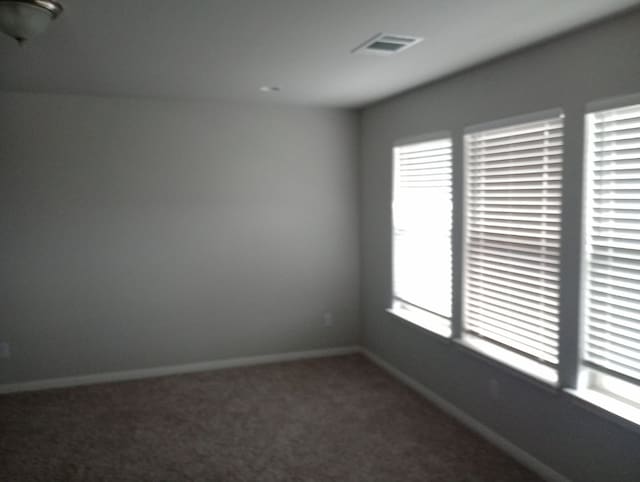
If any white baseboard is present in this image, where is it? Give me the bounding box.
[0,346,360,395]
[0,344,569,481]
[362,349,571,482]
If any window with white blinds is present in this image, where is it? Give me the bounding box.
[583,101,640,394]
[463,112,564,381]
[391,136,452,336]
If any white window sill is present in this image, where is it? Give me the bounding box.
[565,388,640,435]
[455,336,559,390]
[386,306,452,339]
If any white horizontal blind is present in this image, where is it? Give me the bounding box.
[392,137,452,333]
[584,102,640,386]
[464,114,564,369]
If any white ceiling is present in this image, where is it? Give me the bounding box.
[1,0,638,107]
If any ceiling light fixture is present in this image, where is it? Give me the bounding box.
[0,0,63,44]
[259,86,280,93]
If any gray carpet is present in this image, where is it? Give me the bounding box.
[0,354,541,481]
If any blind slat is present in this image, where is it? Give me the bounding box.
[465,315,559,353]
[466,315,559,353]
[465,320,559,364]
[393,137,453,331]
[584,102,640,386]
[467,289,559,322]
[464,113,563,369]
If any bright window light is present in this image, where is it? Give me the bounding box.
[391,135,452,336]
[463,110,564,382]
[581,100,640,417]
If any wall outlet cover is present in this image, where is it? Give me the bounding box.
[323,312,334,327]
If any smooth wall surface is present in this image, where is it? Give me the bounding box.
[360,10,640,482]
[0,93,360,384]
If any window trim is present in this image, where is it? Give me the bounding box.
[386,307,453,340]
[566,386,640,435]
[385,99,640,432]
[389,131,453,337]
[456,336,559,386]
[576,97,640,423]
[461,108,565,382]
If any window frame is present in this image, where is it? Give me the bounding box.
[389,131,454,338]
[461,108,565,385]
[383,99,640,432]
[576,93,640,427]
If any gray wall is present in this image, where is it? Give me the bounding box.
[360,10,640,482]
[0,93,360,384]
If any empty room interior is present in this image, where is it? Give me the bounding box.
[2,1,640,481]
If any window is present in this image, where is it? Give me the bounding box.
[463,111,564,383]
[581,100,640,420]
[391,135,453,336]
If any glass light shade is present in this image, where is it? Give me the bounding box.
[0,1,59,43]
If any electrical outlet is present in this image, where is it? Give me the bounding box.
[322,312,334,327]
[0,342,10,359]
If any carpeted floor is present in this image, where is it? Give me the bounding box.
[0,354,542,482]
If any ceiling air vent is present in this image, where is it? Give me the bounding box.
[352,33,423,56]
